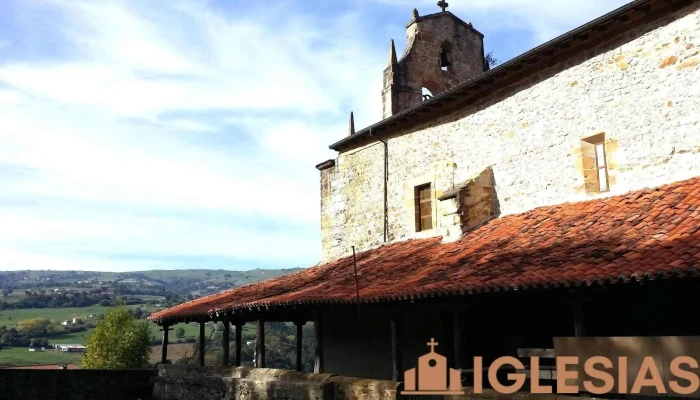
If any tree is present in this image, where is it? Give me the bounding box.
[17,318,50,337]
[485,51,499,68]
[175,327,185,339]
[82,305,154,369]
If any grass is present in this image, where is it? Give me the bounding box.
[49,331,92,346]
[149,343,194,364]
[1,315,258,367]
[0,346,83,367]
[0,305,164,329]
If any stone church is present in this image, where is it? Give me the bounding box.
[150,0,700,397]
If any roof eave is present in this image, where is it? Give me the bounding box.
[329,0,656,152]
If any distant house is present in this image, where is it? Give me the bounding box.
[55,344,86,353]
[28,347,44,352]
[60,320,70,326]
[72,317,81,324]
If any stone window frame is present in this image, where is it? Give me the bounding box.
[582,132,610,193]
[404,173,440,239]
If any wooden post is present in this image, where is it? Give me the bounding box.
[222,319,230,366]
[199,321,206,366]
[314,314,324,374]
[235,322,242,367]
[573,300,585,337]
[256,319,265,368]
[161,324,171,364]
[390,315,403,382]
[295,321,305,371]
[453,309,463,370]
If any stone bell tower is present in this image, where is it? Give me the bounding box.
[381,2,486,118]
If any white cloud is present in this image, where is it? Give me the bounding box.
[0,0,385,271]
[0,0,631,271]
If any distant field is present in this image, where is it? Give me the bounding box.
[0,346,83,367]
[149,343,193,363]
[49,331,92,346]
[151,321,256,342]
[0,305,164,329]
[1,317,257,367]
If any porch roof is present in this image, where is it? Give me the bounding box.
[149,177,700,325]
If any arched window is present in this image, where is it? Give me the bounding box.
[439,40,453,72]
[422,81,440,101]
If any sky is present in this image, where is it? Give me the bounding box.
[0,0,630,272]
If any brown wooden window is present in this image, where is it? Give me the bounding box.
[415,183,433,232]
[582,133,609,193]
[594,142,608,192]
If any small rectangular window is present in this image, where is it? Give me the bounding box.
[415,183,433,232]
[581,133,609,193]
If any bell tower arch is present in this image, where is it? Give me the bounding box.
[381,5,486,118]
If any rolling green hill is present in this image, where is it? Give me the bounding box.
[0,268,302,302]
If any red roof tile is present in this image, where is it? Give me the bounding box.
[149,177,700,324]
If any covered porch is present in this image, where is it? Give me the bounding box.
[149,279,700,384]
[148,177,700,392]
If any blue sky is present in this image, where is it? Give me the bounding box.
[0,0,629,272]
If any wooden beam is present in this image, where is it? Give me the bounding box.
[199,322,205,366]
[518,348,556,358]
[314,314,324,374]
[222,319,230,366]
[161,325,171,364]
[573,300,585,337]
[256,319,265,368]
[541,49,555,57]
[633,4,652,14]
[235,322,243,367]
[390,315,403,382]
[295,321,305,372]
[452,310,463,370]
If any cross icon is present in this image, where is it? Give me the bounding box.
[427,338,439,352]
[437,0,449,12]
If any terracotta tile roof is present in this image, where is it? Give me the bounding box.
[150,177,700,324]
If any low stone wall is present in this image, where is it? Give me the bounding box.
[447,388,610,400]
[0,369,157,400]
[152,365,399,400]
[153,366,619,400]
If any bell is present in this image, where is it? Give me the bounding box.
[440,48,451,68]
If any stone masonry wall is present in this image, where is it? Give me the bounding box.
[152,365,398,400]
[321,2,700,262]
[0,369,157,400]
